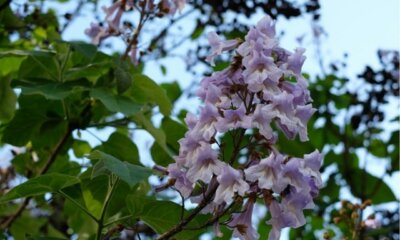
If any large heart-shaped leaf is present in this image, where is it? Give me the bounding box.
[89,151,151,188]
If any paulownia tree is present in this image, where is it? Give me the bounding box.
[0,0,397,239]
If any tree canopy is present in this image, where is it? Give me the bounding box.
[0,0,398,239]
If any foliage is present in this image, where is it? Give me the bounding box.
[0,0,398,240]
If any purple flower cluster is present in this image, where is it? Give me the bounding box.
[85,0,135,45]
[165,15,323,240]
[84,0,186,63]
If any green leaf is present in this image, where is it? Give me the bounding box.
[99,132,140,165]
[46,155,81,176]
[104,180,137,219]
[81,175,109,219]
[114,58,132,94]
[332,93,351,109]
[0,76,17,121]
[161,117,187,153]
[0,173,80,203]
[62,184,98,236]
[0,50,55,59]
[388,130,399,146]
[324,150,339,166]
[277,131,314,157]
[161,81,181,103]
[368,139,387,158]
[190,21,204,40]
[65,63,109,82]
[126,196,205,240]
[69,41,97,61]
[319,173,340,202]
[160,65,167,75]
[19,55,60,81]
[132,112,172,156]
[213,61,230,72]
[72,140,92,158]
[91,88,141,116]
[34,116,69,149]
[2,107,46,146]
[150,142,174,166]
[28,237,67,240]
[10,214,46,240]
[0,57,23,76]
[348,168,396,204]
[131,74,172,116]
[64,51,111,81]
[11,153,32,175]
[309,127,324,150]
[325,123,341,145]
[0,3,24,29]
[89,151,151,188]
[12,80,84,100]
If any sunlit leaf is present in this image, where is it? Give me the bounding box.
[131,74,172,116]
[91,88,141,116]
[0,76,17,121]
[99,132,140,165]
[89,151,151,188]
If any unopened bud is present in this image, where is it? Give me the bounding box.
[351,211,359,219]
[361,199,372,209]
[346,202,354,210]
[360,221,366,228]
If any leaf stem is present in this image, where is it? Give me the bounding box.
[58,190,99,223]
[96,177,120,240]
[122,0,148,61]
[104,215,132,227]
[59,45,71,82]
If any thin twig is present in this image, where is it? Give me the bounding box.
[104,215,133,227]
[97,177,120,240]
[59,189,98,223]
[0,126,73,229]
[87,117,131,128]
[61,0,85,34]
[157,124,249,239]
[102,224,124,240]
[156,183,219,240]
[39,125,72,174]
[0,102,92,230]
[174,188,185,220]
[122,0,148,61]
[183,200,236,231]
[145,8,196,53]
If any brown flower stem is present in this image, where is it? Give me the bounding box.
[157,114,248,239]
[122,0,148,61]
[156,183,219,240]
